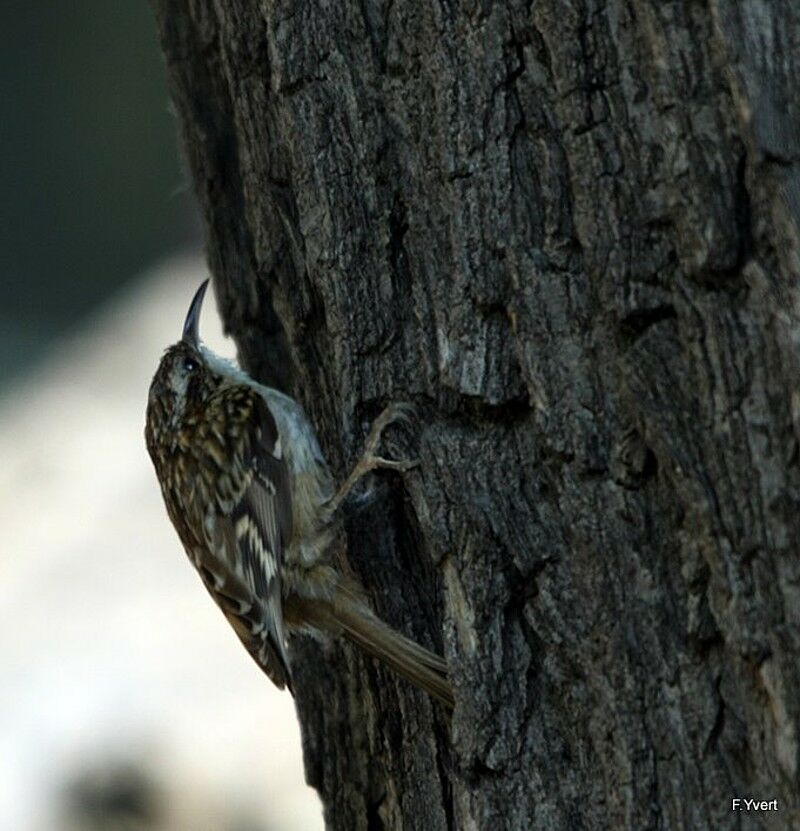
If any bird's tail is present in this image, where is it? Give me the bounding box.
[292,581,454,709]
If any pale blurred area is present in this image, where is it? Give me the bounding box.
[0,254,324,831]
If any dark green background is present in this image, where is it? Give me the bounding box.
[0,2,196,384]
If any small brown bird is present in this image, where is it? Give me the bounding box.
[145,280,453,707]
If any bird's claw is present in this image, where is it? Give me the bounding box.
[364,402,418,456]
[322,403,419,523]
[368,455,420,473]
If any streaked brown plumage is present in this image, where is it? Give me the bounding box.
[145,280,453,707]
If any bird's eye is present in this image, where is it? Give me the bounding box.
[183,356,198,373]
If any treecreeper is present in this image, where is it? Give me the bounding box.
[145,280,454,708]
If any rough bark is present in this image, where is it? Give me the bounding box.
[150,1,800,829]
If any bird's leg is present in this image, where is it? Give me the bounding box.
[322,403,419,523]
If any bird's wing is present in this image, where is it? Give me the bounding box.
[193,389,294,689]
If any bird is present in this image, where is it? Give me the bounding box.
[145,280,453,708]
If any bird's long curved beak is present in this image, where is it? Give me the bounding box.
[182,279,210,347]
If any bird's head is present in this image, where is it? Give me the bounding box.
[146,280,230,440]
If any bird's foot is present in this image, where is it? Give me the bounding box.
[322,403,419,523]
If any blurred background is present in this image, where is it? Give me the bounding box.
[0,3,322,829]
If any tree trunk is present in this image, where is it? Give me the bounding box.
[150,2,800,828]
